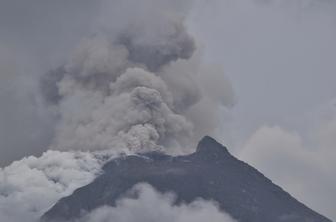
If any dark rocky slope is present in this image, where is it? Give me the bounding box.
[42,136,332,222]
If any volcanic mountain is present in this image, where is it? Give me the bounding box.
[42,136,332,222]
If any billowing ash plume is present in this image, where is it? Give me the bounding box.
[0,1,235,221]
[40,0,234,154]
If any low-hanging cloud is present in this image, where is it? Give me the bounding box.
[0,150,103,222]
[79,183,237,222]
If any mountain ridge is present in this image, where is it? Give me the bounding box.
[42,136,332,222]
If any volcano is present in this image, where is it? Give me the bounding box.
[42,136,332,222]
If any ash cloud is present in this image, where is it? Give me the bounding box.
[0,1,235,221]
[0,0,234,163]
[40,0,234,154]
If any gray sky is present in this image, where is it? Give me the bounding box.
[189,0,336,220]
[0,0,335,220]
[190,0,336,139]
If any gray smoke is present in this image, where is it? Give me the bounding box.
[40,0,234,154]
[0,0,235,221]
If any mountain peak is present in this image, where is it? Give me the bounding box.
[196,136,230,155]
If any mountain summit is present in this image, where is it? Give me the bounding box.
[42,136,332,222]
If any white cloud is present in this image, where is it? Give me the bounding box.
[0,150,103,222]
[80,183,236,222]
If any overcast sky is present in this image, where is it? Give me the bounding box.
[189,0,336,219]
[0,0,335,220]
